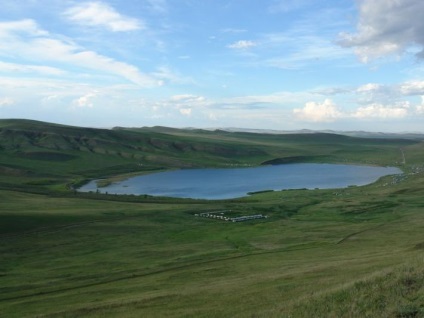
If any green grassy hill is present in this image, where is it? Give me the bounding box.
[1,119,424,317]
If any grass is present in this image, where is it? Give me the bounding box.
[1,177,424,317]
[1,119,424,317]
[283,257,424,317]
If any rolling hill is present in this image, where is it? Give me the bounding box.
[0,119,419,192]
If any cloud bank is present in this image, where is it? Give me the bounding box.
[339,0,424,62]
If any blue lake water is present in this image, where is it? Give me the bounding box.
[78,163,402,200]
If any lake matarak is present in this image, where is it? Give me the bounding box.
[78,163,402,200]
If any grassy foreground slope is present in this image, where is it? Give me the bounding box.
[1,119,424,317]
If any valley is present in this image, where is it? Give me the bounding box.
[1,119,423,317]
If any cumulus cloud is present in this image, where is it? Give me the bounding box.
[0,19,160,87]
[228,40,257,49]
[352,103,410,119]
[399,81,424,95]
[356,82,397,105]
[64,1,143,32]
[293,99,342,122]
[339,0,424,62]
[294,99,413,122]
[354,81,424,108]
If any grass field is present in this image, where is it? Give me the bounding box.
[1,120,424,317]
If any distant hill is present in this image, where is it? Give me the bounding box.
[218,127,424,140]
[0,119,270,190]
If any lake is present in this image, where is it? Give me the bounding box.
[78,163,402,200]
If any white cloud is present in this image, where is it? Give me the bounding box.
[0,19,160,87]
[352,103,410,119]
[179,108,192,116]
[318,82,410,101]
[64,1,143,32]
[74,92,97,108]
[0,19,47,38]
[168,94,209,117]
[41,94,61,106]
[353,81,424,107]
[0,61,65,76]
[228,40,257,49]
[293,98,413,123]
[292,81,423,122]
[0,97,15,107]
[399,81,424,95]
[357,83,381,93]
[293,99,342,122]
[339,0,424,62]
[356,82,396,105]
[312,87,351,96]
[171,94,206,103]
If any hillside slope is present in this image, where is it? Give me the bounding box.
[1,119,424,317]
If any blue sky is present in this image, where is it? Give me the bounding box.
[1,0,424,132]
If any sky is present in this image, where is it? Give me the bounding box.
[1,0,424,132]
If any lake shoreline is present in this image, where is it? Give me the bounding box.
[78,163,402,200]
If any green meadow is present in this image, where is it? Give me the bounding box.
[1,119,424,317]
